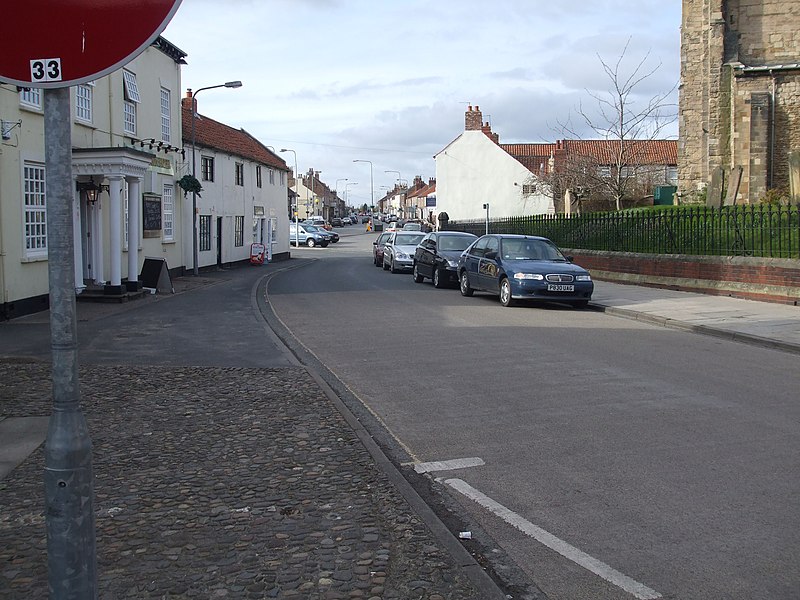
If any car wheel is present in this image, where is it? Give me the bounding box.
[459,271,473,297]
[433,268,445,288]
[306,238,316,248]
[499,278,514,307]
[572,299,589,309]
[390,258,399,274]
[413,264,424,283]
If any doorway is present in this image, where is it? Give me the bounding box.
[216,217,223,267]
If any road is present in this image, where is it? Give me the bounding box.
[267,228,799,600]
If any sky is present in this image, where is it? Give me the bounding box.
[162,0,682,209]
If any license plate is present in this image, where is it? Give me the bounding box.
[547,284,574,292]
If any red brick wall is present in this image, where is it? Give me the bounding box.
[565,249,800,305]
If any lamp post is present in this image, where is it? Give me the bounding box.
[482,203,490,235]
[335,178,348,217]
[190,80,242,276]
[280,148,299,247]
[353,159,373,212]
[345,182,358,207]
[385,170,401,188]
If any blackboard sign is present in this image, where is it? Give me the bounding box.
[143,194,162,234]
[140,257,173,293]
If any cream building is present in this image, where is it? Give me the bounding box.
[0,37,187,319]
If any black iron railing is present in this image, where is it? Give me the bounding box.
[445,205,800,259]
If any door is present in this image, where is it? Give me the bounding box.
[464,237,488,289]
[478,236,500,292]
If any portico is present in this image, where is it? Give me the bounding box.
[72,147,154,296]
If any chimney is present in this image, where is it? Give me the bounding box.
[481,121,499,144]
[182,88,196,111]
[465,105,482,131]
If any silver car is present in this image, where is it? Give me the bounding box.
[383,231,426,273]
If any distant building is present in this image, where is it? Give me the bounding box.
[679,0,800,204]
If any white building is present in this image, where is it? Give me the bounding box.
[0,37,187,319]
[434,106,554,223]
[181,92,290,267]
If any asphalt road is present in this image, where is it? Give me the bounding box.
[267,228,800,600]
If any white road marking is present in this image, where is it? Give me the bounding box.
[445,478,662,600]
[413,457,485,473]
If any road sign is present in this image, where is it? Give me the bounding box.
[0,0,182,88]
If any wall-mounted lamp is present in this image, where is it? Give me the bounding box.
[76,177,110,204]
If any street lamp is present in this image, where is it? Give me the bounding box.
[280,148,299,247]
[190,80,242,276]
[385,170,401,187]
[345,182,358,207]
[353,159,373,210]
[335,178,348,217]
[482,203,490,235]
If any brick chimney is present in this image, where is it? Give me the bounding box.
[182,88,196,111]
[465,105,482,131]
[482,121,499,144]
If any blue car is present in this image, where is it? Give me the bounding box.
[457,234,593,308]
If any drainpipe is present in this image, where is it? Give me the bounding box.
[769,70,776,189]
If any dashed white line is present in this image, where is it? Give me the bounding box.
[445,478,662,600]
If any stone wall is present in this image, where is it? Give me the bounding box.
[678,0,800,204]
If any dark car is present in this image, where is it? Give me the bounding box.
[372,232,391,266]
[413,231,477,288]
[305,224,339,244]
[457,234,593,308]
[331,217,343,227]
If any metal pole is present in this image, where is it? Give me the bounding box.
[191,92,199,276]
[43,87,97,599]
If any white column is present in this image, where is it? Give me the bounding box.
[108,175,124,288]
[72,184,85,292]
[92,199,104,284]
[126,176,141,286]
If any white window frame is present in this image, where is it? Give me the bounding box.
[124,100,137,135]
[160,87,171,142]
[268,168,275,185]
[23,161,47,258]
[75,82,94,123]
[123,70,141,103]
[163,184,174,241]
[20,88,42,110]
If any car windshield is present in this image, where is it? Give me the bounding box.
[306,225,323,233]
[500,239,565,261]
[439,235,475,252]
[395,233,425,246]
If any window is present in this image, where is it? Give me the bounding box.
[280,171,285,186]
[160,87,171,142]
[620,166,636,178]
[235,163,244,186]
[201,156,214,182]
[597,166,612,179]
[20,88,42,110]
[124,101,136,135]
[256,166,262,188]
[163,184,174,241]
[123,70,139,135]
[234,216,244,247]
[522,184,536,194]
[199,215,211,251]
[268,168,275,185]
[666,166,678,185]
[23,162,47,257]
[75,83,93,122]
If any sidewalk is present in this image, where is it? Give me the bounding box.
[1,265,798,599]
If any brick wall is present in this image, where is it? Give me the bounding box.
[567,249,800,305]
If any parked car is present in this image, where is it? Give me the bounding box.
[305,224,339,243]
[331,217,344,227]
[372,232,391,266]
[413,231,478,288]
[289,223,329,247]
[303,217,332,231]
[402,221,422,231]
[383,231,426,273]
[361,216,371,224]
[457,234,593,307]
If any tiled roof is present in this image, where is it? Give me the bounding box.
[560,139,677,165]
[181,103,288,170]
[501,143,555,174]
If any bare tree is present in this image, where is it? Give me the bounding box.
[554,39,677,211]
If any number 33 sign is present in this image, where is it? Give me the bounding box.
[30,58,62,83]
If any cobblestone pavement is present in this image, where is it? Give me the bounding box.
[0,362,483,599]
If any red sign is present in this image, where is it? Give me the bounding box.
[0,0,182,88]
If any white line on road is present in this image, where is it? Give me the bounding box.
[444,478,662,600]
[412,457,485,473]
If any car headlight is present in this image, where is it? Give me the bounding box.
[514,273,544,280]
[576,275,592,281]
[395,251,408,260]
[447,259,458,268]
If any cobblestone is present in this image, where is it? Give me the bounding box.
[0,363,481,599]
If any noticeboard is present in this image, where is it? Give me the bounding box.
[142,194,162,238]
